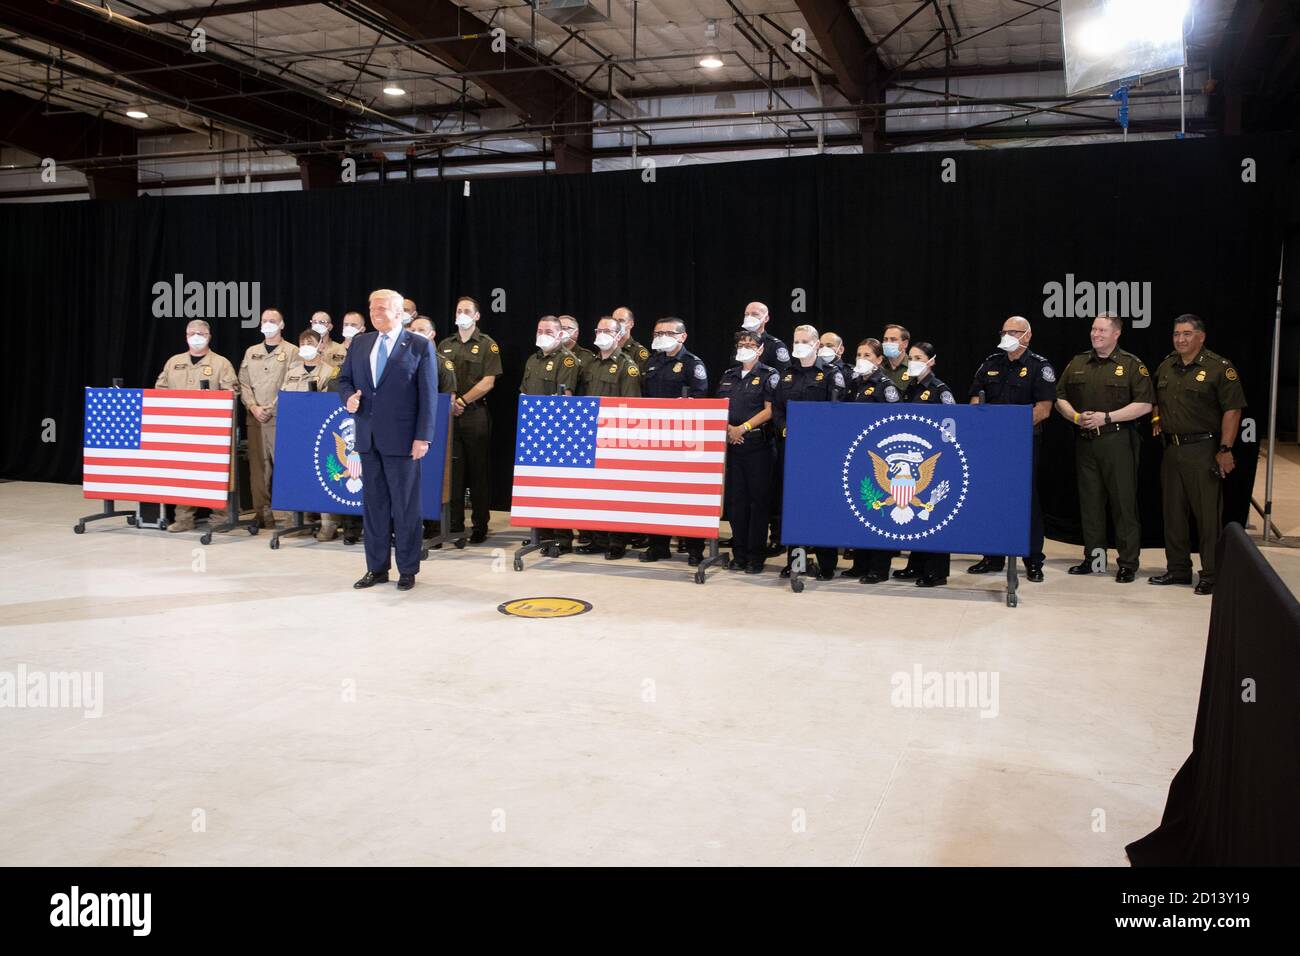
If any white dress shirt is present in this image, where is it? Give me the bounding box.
[370,326,403,385]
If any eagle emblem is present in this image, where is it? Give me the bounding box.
[324,418,363,493]
[861,433,948,525]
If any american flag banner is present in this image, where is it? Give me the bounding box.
[82,388,235,508]
[510,395,728,538]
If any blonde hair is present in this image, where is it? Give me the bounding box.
[368,288,403,310]
[793,324,819,340]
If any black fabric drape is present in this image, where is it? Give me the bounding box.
[2,136,1289,545]
[1127,523,1300,865]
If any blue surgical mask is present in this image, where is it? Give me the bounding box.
[883,342,901,360]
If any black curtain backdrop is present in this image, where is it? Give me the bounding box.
[3,135,1292,548]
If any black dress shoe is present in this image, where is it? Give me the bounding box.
[892,567,920,579]
[859,573,883,584]
[966,558,1004,574]
[353,571,389,589]
[687,554,702,567]
[727,558,744,571]
[745,561,764,574]
[1026,567,1044,583]
[916,575,947,588]
[1115,567,1136,583]
[605,547,626,560]
[396,574,415,591]
[1147,571,1192,586]
[469,529,488,544]
[574,543,603,555]
[815,568,836,581]
[1194,580,1213,595]
[840,568,864,578]
[1067,562,1094,575]
[639,548,670,563]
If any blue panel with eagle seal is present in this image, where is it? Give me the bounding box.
[780,402,1033,555]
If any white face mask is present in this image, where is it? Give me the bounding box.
[342,325,361,339]
[260,322,280,339]
[652,335,678,352]
[455,312,475,330]
[792,342,816,360]
[187,334,208,350]
[907,359,930,378]
[818,346,837,362]
[735,347,758,364]
[298,344,319,361]
[594,331,616,351]
[400,311,412,326]
[854,358,877,376]
[536,334,558,351]
[741,315,763,332]
[998,332,1022,352]
[311,322,328,336]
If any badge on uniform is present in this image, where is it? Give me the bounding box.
[815,372,824,381]
[202,366,212,376]
[921,390,931,401]
[444,360,454,370]
[1114,365,1124,376]
[901,372,910,382]
[564,356,575,368]
[608,364,617,374]
[1226,367,1238,381]
[1195,370,1206,382]
[673,362,683,373]
[1019,367,1027,377]
[783,374,793,382]
[639,348,649,360]
[987,370,999,376]
[627,365,639,377]
[751,377,760,385]
[865,387,875,396]
[471,345,480,354]
[276,352,285,363]
[545,361,554,372]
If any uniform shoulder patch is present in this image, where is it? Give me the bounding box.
[489,342,500,353]
[638,347,648,359]
[768,371,779,388]
[563,356,574,368]
[1041,365,1056,382]
[834,371,845,389]
[1139,364,1150,377]
[444,360,455,370]
[885,385,900,402]
[694,363,707,379]
[776,347,790,363]
[1226,367,1238,381]
[941,390,955,404]
[627,364,639,377]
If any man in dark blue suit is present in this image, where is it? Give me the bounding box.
[338,288,439,591]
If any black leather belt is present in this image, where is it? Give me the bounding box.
[1164,431,1216,447]
[1077,422,1125,439]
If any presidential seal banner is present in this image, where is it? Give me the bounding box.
[271,391,451,518]
[781,403,1033,556]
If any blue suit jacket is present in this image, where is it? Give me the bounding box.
[337,329,439,455]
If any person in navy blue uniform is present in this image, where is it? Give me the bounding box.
[774,324,845,579]
[718,330,777,574]
[966,316,1056,582]
[640,317,709,566]
[892,342,955,588]
[338,288,440,592]
[842,338,904,583]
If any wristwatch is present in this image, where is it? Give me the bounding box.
[1104,412,1112,426]
[1218,444,1231,453]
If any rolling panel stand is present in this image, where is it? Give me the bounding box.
[73,499,137,534]
[513,527,558,571]
[1005,561,1019,608]
[693,539,725,584]
[421,502,463,559]
[269,511,317,550]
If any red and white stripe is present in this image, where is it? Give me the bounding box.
[83,389,235,508]
[511,397,728,538]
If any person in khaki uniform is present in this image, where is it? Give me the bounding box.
[521,316,581,553]
[239,308,299,529]
[575,315,642,560]
[308,311,348,368]
[157,319,239,532]
[1148,314,1246,595]
[613,305,650,373]
[1055,312,1155,582]
[440,296,502,543]
[281,329,346,538]
[558,314,597,372]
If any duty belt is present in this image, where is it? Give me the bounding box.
[1164,431,1216,447]
[1077,422,1124,439]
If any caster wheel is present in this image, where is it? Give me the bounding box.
[791,578,805,594]
[126,515,137,527]
[270,538,280,550]
[1007,594,1018,608]
[694,571,705,584]
[513,558,523,571]
[454,538,467,550]
[542,544,559,558]
[159,521,168,531]
[200,533,212,546]
[73,523,85,534]
[248,525,259,536]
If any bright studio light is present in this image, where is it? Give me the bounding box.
[383,82,407,97]
[1078,0,1187,56]
[699,47,723,70]
[124,108,149,120]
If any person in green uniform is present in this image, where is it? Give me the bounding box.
[613,305,651,373]
[574,315,642,560]
[440,296,502,543]
[1148,314,1245,595]
[558,314,597,372]
[1054,312,1155,582]
[521,315,580,397]
[879,323,914,390]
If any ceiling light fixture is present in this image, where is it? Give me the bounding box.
[699,19,723,70]
[124,107,149,120]
[383,60,407,97]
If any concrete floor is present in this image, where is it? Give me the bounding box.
[2,472,1298,866]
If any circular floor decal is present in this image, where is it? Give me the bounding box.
[498,597,593,619]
